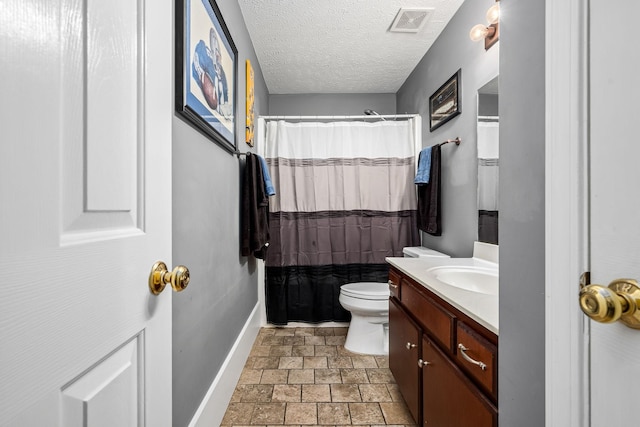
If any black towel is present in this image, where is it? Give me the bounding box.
[241,153,270,258]
[417,144,442,235]
[478,210,499,245]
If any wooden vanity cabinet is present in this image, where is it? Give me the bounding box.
[388,266,498,426]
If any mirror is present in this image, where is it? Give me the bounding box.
[477,76,499,245]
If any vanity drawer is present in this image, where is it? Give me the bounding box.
[401,281,455,352]
[388,269,402,299]
[455,322,497,398]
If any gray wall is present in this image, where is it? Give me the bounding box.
[171,1,269,425]
[396,0,499,258]
[269,93,396,116]
[498,0,545,425]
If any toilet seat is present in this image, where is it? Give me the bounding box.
[340,282,389,300]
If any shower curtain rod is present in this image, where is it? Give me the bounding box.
[259,114,419,121]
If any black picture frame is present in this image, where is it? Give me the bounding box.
[176,0,238,153]
[429,69,462,132]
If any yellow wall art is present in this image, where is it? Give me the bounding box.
[245,60,255,146]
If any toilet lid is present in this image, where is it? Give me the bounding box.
[403,246,450,258]
[340,282,390,300]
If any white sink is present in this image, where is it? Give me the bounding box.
[426,266,498,295]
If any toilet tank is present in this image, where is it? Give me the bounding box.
[402,246,450,258]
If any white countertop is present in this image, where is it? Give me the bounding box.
[386,257,499,335]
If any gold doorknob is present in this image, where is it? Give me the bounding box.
[579,278,640,328]
[149,261,190,295]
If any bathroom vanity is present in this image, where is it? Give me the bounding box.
[387,255,498,426]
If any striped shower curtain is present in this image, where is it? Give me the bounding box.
[263,120,420,324]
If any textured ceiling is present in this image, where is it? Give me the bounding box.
[238,0,465,94]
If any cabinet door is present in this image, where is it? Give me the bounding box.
[422,337,497,427]
[389,298,420,423]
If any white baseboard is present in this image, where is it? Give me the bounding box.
[188,303,261,427]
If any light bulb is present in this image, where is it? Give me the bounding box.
[469,24,489,41]
[486,3,500,25]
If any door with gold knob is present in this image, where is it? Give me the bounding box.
[547,1,640,425]
[0,0,174,425]
[585,2,640,426]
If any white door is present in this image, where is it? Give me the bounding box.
[0,0,174,425]
[588,1,640,425]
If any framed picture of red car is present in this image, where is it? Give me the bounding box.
[176,0,237,153]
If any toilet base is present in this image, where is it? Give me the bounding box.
[344,315,389,355]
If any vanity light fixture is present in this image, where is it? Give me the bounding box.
[470,1,500,50]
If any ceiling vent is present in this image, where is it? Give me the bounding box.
[390,8,433,33]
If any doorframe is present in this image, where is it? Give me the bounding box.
[544,0,590,425]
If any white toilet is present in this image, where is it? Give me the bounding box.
[339,247,450,355]
[339,282,391,355]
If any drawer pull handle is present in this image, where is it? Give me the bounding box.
[458,343,487,371]
[388,280,398,289]
[418,359,430,368]
[406,342,417,350]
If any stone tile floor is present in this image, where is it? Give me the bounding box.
[221,327,416,426]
